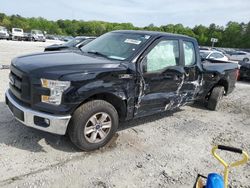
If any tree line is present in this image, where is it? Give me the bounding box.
[0,12,249,48]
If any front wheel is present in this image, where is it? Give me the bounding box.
[207,86,224,111]
[68,100,119,151]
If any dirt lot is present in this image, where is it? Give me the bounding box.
[0,40,249,188]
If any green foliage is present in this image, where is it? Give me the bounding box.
[0,12,249,48]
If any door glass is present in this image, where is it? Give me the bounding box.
[146,40,179,72]
[216,53,224,58]
[209,53,216,59]
[183,41,196,65]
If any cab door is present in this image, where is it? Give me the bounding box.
[135,37,186,117]
[181,40,202,102]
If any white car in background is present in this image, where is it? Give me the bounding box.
[200,50,229,61]
[228,51,250,62]
[31,29,46,42]
[11,28,24,40]
[0,26,10,40]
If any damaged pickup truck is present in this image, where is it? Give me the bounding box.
[5,30,238,151]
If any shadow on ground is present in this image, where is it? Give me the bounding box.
[0,100,203,153]
[237,80,250,85]
[0,101,78,153]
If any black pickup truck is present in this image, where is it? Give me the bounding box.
[5,30,238,151]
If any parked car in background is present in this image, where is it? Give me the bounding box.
[11,28,24,40]
[46,34,59,40]
[44,36,96,51]
[30,30,46,42]
[200,50,229,61]
[59,36,74,42]
[212,48,227,54]
[228,51,250,62]
[199,46,211,51]
[238,61,250,80]
[23,32,32,41]
[0,26,10,40]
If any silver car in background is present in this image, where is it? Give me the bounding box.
[30,29,46,42]
[228,51,250,62]
[200,50,229,61]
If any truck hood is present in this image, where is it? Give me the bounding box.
[12,51,123,79]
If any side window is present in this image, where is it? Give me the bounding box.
[183,41,196,66]
[216,53,224,58]
[209,53,216,58]
[145,40,179,72]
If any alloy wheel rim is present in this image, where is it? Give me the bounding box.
[84,112,112,143]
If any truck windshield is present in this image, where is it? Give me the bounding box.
[81,32,151,60]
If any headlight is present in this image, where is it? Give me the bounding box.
[41,79,70,105]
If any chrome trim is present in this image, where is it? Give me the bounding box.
[5,90,71,135]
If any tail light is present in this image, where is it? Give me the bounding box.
[236,69,240,81]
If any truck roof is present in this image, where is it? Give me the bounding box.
[112,30,195,40]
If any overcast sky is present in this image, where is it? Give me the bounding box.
[0,0,249,27]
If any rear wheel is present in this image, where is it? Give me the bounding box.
[207,86,224,111]
[243,58,249,63]
[68,100,119,151]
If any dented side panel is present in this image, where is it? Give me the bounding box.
[61,62,137,119]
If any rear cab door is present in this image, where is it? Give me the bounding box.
[179,39,203,102]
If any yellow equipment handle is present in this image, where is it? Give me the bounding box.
[212,145,249,188]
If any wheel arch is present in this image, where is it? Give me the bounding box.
[216,79,228,94]
[208,78,228,97]
[73,92,127,121]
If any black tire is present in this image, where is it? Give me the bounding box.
[207,86,224,111]
[243,58,249,63]
[68,100,119,151]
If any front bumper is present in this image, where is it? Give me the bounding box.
[0,35,9,39]
[5,90,71,135]
[34,37,46,41]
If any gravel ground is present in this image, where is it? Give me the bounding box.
[0,40,249,188]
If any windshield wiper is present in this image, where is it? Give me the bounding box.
[86,51,109,58]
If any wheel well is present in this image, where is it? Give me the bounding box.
[205,79,229,101]
[216,79,228,94]
[84,93,127,121]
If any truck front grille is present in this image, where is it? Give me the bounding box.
[9,65,31,105]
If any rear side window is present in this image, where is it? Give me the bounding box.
[183,41,196,66]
